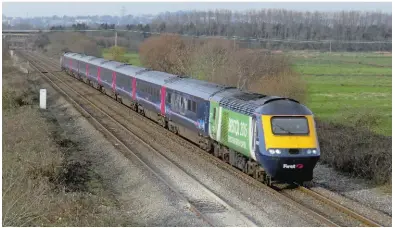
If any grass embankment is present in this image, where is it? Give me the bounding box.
[2,57,121,226]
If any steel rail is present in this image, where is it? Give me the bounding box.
[21,51,259,227]
[296,185,381,227]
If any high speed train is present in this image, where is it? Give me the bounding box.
[61,52,320,186]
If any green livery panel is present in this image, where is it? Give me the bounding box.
[209,101,254,159]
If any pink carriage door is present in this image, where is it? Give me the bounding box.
[160,86,166,115]
[112,71,116,92]
[69,59,72,71]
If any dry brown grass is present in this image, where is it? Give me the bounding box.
[3,106,62,226]
[2,58,123,226]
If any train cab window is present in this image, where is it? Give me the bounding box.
[271,117,309,135]
[167,93,171,103]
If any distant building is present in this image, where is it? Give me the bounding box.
[75,19,91,24]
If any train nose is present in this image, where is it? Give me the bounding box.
[260,155,320,183]
[277,157,319,182]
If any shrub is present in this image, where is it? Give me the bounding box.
[108,46,128,62]
[139,34,193,75]
[38,32,102,58]
[317,118,391,184]
[34,33,50,49]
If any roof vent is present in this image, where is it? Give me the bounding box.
[233,92,266,101]
[116,63,130,68]
[100,60,112,65]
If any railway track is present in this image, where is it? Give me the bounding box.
[22,51,258,227]
[21,51,387,227]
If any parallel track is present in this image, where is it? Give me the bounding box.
[22,51,385,227]
[22,51,258,227]
[296,185,382,227]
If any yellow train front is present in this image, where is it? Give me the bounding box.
[254,98,320,185]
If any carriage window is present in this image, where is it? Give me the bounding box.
[192,101,197,113]
[187,100,192,111]
[167,93,171,103]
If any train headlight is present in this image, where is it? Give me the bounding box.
[312,149,317,154]
[268,149,275,154]
[275,149,281,154]
[307,149,312,154]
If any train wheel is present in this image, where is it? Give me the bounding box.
[222,148,230,164]
[264,174,273,187]
[199,136,212,152]
[245,160,257,176]
[254,168,265,183]
[168,121,178,134]
[118,96,123,104]
[131,103,137,112]
[213,143,221,158]
[138,105,145,116]
[158,115,167,128]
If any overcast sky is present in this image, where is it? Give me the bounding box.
[2,2,392,18]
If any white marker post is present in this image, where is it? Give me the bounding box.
[40,89,47,109]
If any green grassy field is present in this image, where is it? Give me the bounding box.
[292,52,392,136]
[102,49,392,136]
[102,48,142,66]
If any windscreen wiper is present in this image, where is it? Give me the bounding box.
[273,124,294,135]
